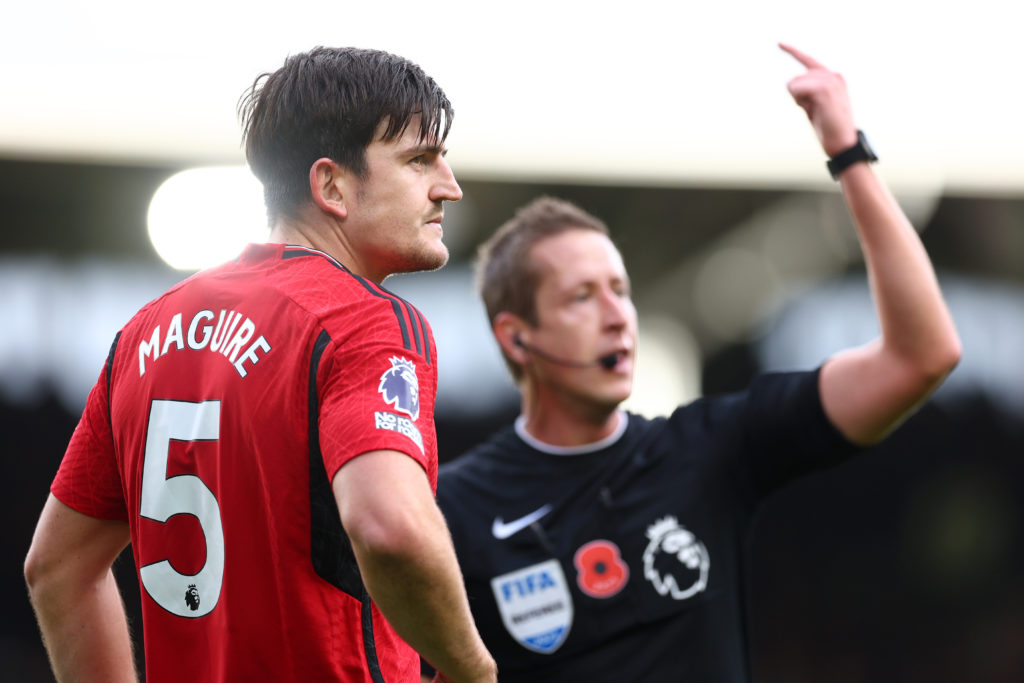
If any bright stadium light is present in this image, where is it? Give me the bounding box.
[147,166,268,271]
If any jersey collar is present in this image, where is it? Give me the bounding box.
[514,410,628,456]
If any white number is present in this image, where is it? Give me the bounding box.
[139,399,224,618]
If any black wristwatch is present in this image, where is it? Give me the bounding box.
[826,130,878,180]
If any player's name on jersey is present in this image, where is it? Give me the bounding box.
[138,309,272,379]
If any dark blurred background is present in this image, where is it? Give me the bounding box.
[2,153,1022,681]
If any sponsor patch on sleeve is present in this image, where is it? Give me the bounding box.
[374,411,424,454]
[374,356,424,453]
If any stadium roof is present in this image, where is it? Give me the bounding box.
[3,0,1021,195]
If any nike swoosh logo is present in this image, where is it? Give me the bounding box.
[491,504,553,540]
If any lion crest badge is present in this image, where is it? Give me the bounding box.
[642,516,710,601]
[378,356,420,420]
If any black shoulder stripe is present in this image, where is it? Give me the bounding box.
[348,274,413,352]
[105,331,121,398]
[400,300,423,357]
[405,299,432,365]
[379,285,432,365]
[105,332,122,441]
[282,249,423,361]
[414,304,432,365]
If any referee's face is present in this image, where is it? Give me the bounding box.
[526,229,637,412]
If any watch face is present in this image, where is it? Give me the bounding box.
[857,131,878,160]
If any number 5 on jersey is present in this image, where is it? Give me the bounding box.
[140,399,224,618]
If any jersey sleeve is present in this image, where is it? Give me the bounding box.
[700,368,862,499]
[51,348,128,521]
[316,305,438,484]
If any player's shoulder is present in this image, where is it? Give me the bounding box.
[115,265,215,339]
[278,247,432,346]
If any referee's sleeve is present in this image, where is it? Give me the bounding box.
[741,367,863,497]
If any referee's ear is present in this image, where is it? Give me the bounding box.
[494,312,530,367]
[309,158,349,220]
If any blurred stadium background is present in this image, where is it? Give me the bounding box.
[3,2,1022,681]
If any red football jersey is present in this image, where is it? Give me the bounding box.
[52,243,439,682]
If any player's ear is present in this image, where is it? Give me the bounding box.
[494,312,530,365]
[309,158,348,219]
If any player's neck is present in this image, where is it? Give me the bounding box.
[269,213,378,283]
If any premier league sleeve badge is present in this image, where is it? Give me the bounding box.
[373,356,424,453]
[378,356,420,420]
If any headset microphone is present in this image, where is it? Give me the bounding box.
[514,335,620,370]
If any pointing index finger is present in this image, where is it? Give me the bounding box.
[779,42,826,70]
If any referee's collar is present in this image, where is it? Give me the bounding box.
[514,411,628,456]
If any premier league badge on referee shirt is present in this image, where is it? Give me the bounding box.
[642,516,710,601]
[491,560,574,654]
[378,356,420,420]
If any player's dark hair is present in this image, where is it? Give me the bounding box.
[476,196,610,381]
[238,46,453,224]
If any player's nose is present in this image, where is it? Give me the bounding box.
[431,156,462,203]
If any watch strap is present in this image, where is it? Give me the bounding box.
[826,130,878,180]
